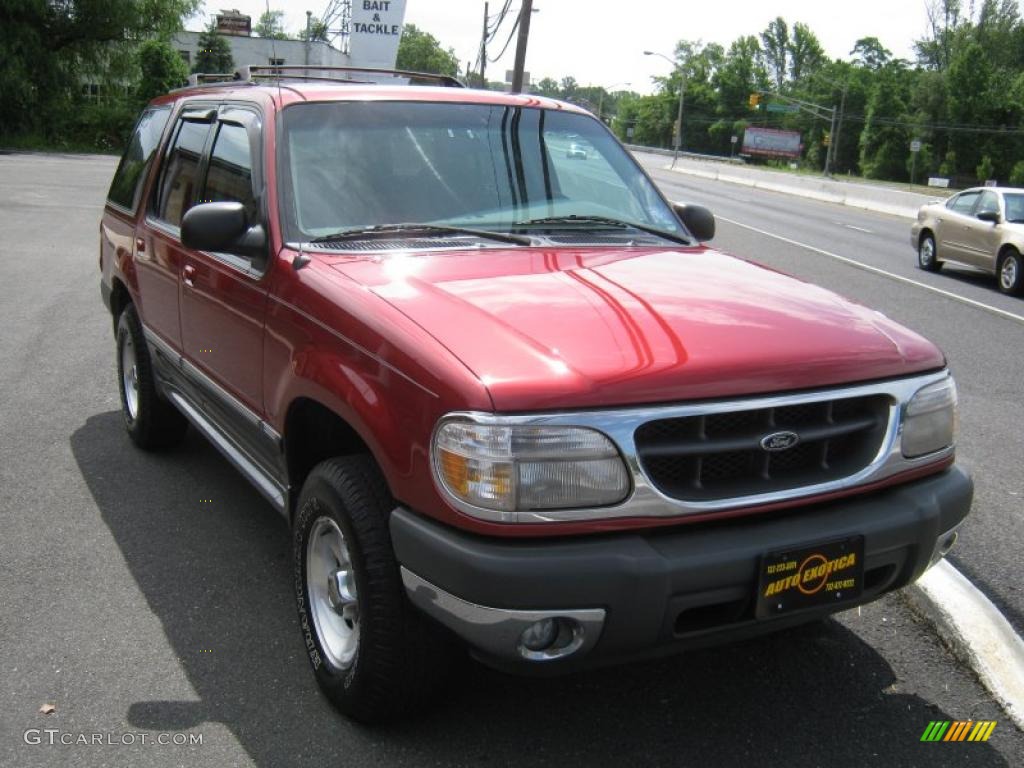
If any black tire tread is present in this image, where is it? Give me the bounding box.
[116,304,188,450]
[294,455,452,723]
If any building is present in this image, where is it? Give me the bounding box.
[172,30,352,74]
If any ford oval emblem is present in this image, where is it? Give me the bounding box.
[760,431,800,452]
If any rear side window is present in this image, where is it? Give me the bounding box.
[203,122,257,221]
[107,107,170,211]
[156,118,213,227]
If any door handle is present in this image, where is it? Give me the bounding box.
[182,264,197,288]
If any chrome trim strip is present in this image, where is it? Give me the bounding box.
[166,390,287,515]
[400,567,605,662]
[431,370,955,524]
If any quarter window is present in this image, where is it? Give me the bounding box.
[203,122,257,220]
[107,107,171,211]
[156,118,213,226]
[976,191,999,216]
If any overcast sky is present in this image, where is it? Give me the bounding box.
[193,1,933,92]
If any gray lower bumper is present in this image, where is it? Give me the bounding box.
[393,467,973,671]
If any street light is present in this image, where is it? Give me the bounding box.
[644,50,685,166]
[596,81,631,124]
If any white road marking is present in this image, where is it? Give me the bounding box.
[715,214,1024,327]
[844,224,873,234]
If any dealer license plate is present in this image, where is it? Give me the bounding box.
[755,536,864,619]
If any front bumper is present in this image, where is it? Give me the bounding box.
[393,466,972,672]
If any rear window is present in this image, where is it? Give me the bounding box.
[107,107,171,211]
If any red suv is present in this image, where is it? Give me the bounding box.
[100,66,972,722]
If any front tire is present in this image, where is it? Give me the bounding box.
[293,456,451,723]
[998,249,1024,295]
[116,304,187,450]
[918,233,941,272]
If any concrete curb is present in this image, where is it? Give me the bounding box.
[905,560,1024,730]
[662,161,924,219]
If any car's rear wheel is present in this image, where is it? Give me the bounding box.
[116,304,188,450]
[997,249,1024,295]
[918,234,941,272]
[292,456,452,723]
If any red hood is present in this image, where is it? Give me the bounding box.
[332,246,944,411]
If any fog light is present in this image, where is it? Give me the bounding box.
[520,618,559,652]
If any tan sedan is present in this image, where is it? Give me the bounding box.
[911,186,1024,295]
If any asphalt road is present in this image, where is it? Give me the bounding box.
[633,151,1024,636]
[1,152,1022,767]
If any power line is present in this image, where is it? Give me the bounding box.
[488,11,521,62]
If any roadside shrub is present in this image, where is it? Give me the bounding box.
[1010,161,1024,187]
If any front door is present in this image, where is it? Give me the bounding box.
[178,107,274,465]
[959,190,1003,272]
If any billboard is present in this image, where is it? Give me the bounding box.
[349,0,408,68]
[742,126,803,159]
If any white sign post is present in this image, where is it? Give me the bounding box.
[910,139,921,186]
[349,0,408,69]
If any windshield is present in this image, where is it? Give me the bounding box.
[279,101,685,242]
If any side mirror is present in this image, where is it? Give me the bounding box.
[181,202,267,261]
[977,210,1001,224]
[673,202,716,242]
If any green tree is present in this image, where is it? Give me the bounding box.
[138,39,188,102]
[850,37,892,70]
[789,23,824,83]
[254,10,289,40]
[300,16,329,42]
[977,154,995,182]
[760,17,789,90]
[860,64,912,179]
[395,25,458,76]
[192,24,235,74]
[1009,160,1024,186]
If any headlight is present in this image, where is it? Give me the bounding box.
[433,420,630,515]
[902,376,958,458]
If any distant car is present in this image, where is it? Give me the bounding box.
[566,141,588,159]
[911,186,1024,295]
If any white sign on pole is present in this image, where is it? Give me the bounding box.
[910,139,922,153]
[349,0,408,68]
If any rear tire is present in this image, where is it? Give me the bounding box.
[292,456,452,723]
[918,233,941,272]
[997,249,1024,295]
[116,304,188,450]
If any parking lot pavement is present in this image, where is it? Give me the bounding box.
[1,153,1022,766]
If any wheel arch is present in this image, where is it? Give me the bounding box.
[109,277,132,333]
[283,397,384,520]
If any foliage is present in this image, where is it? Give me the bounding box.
[395,25,459,77]
[254,10,289,40]
[0,0,198,146]
[193,24,235,74]
[138,40,188,102]
[1009,160,1024,186]
[300,17,330,42]
[977,154,995,182]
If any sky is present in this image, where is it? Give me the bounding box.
[191,1,933,93]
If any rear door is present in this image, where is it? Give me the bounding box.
[139,105,218,350]
[178,105,275,467]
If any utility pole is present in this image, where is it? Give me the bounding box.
[823,105,837,176]
[672,75,685,166]
[510,0,533,93]
[832,83,848,174]
[479,1,488,88]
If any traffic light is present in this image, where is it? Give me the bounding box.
[749,93,761,109]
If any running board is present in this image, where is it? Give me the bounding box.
[167,391,287,516]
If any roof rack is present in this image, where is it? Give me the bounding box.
[238,64,464,88]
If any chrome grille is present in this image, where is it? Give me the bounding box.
[634,395,890,502]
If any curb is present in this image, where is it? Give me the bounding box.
[905,560,1024,730]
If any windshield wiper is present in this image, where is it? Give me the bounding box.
[308,223,532,246]
[513,215,692,245]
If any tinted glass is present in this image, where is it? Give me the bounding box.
[280,102,683,240]
[949,192,980,214]
[157,119,212,226]
[204,122,257,220]
[107,108,170,210]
